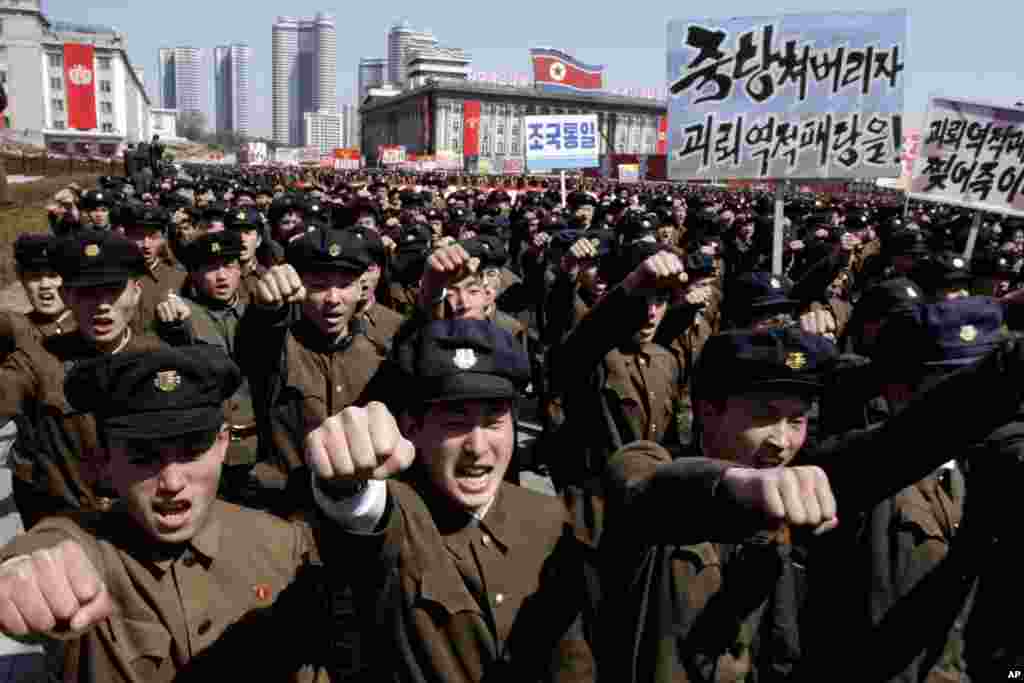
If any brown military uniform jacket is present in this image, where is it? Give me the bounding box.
[551,286,687,546]
[132,260,188,337]
[0,310,76,358]
[603,350,1024,683]
[237,305,388,514]
[361,304,406,354]
[1,501,335,682]
[328,477,595,683]
[238,262,268,306]
[0,331,164,528]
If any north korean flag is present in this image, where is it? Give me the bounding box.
[530,48,605,93]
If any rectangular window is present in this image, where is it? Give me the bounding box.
[100,101,112,114]
[102,123,114,133]
[0,71,7,84]
[98,57,112,71]
[53,120,66,130]
[496,142,504,154]
[0,46,7,61]
[48,53,63,68]
[99,80,112,93]
[511,140,520,154]
[50,77,62,90]
[52,98,64,112]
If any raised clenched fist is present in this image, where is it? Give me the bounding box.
[156,292,190,325]
[255,264,306,307]
[0,539,113,637]
[305,402,415,483]
[722,465,838,536]
[623,250,688,294]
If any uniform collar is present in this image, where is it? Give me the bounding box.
[416,477,513,559]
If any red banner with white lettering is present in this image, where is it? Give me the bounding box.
[463,101,481,156]
[64,43,97,131]
[656,116,668,155]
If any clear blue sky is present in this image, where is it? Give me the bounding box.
[47,0,1023,138]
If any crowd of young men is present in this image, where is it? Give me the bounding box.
[0,164,1021,681]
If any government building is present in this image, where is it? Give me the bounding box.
[0,0,152,156]
[360,79,667,173]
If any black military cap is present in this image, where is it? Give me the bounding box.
[226,206,264,232]
[567,191,596,209]
[203,202,231,224]
[854,277,923,321]
[912,250,972,293]
[268,195,303,224]
[287,227,372,274]
[461,235,508,270]
[449,207,471,224]
[398,224,432,250]
[729,271,798,312]
[877,297,1006,371]
[121,205,170,233]
[696,328,838,399]
[14,234,57,270]
[347,226,387,265]
[181,231,243,271]
[396,319,530,404]
[684,251,717,278]
[80,190,113,210]
[53,230,147,288]
[65,345,242,440]
[887,228,931,256]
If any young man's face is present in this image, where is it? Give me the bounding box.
[300,269,364,338]
[64,280,141,349]
[194,258,241,303]
[446,274,488,320]
[633,293,670,344]
[238,228,261,265]
[275,211,304,243]
[88,207,110,227]
[699,391,811,468]
[578,263,607,301]
[20,269,65,317]
[109,427,227,544]
[122,226,166,266]
[408,399,514,515]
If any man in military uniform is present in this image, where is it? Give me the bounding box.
[0,235,75,355]
[0,346,339,682]
[237,227,388,517]
[153,231,277,511]
[0,231,165,528]
[118,205,188,337]
[78,191,113,230]
[224,207,268,304]
[599,314,1024,683]
[305,319,596,682]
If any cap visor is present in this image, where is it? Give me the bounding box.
[62,273,139,288]
[420,373,519,404]
[102,406,225,440]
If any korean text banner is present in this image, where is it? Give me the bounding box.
[525,115,600,171]
[64,43,97,131]
[909,97,1024,217]
[666,10,907,180]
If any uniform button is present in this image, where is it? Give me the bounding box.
[335,386,343,393]
[197,619,212,636]
[495,593,504,605]
[481,534,491,547]
[182,553,197,568]
[649,392,655,399]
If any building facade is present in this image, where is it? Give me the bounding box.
[158,46,202,113]
[272,13,336,146]
[213,43,251,137]
[150,107,181,141]
[0,0,151,155]
[303,110,340,154]
[386,20,437,87]
[360,80,666,170]
[405,47,469,90]
[340,103,357,149]
[357,57,386,102]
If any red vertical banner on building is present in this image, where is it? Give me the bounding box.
[463,100,481,157]
[656,116,668,155]
[64,43,97,131]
